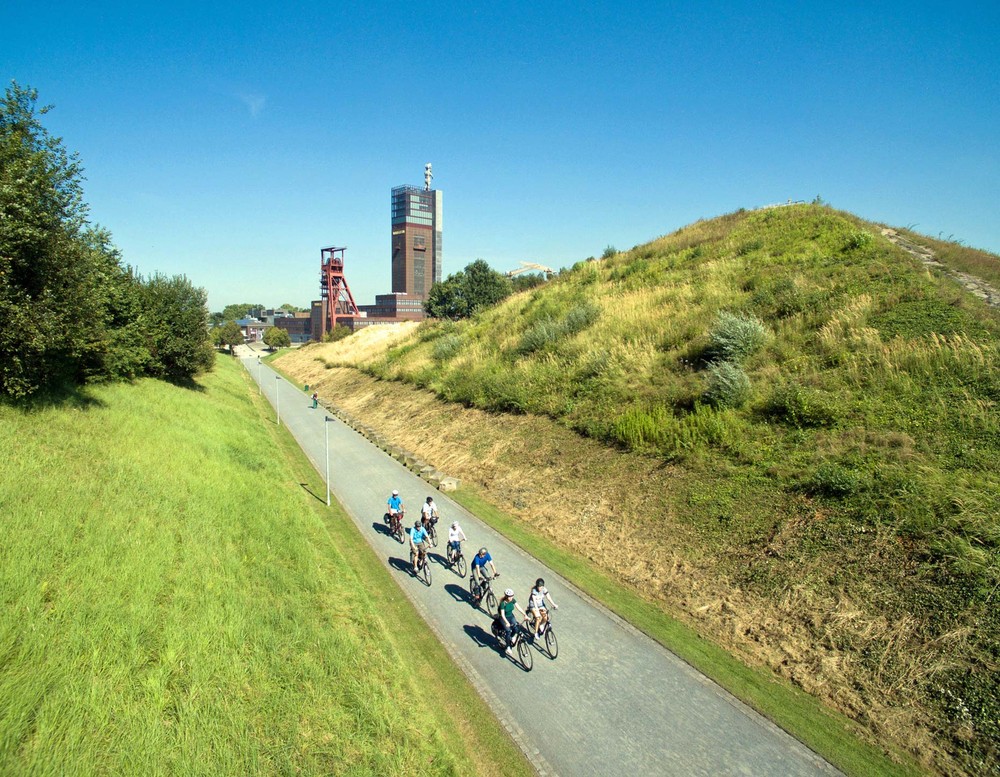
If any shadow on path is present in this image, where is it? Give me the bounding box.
[463,623,497,652]
[371,521,394,539]
[445,583,475,606]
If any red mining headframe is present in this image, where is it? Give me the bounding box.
[320,246,359,333]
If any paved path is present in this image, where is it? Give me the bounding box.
[244,356,840,777]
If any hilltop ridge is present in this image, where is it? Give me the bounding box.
[278,204,1000,774]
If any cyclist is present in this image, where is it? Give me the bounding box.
[408,519,430,574]
[470,547,499,602]
[420,496,439,542]
[386,489,404,527]
[526,578,559,639]
[447,521,467,563]
[497,588,528,656]
[420,496,439,524]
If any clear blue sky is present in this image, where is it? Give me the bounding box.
[4,1,998,312]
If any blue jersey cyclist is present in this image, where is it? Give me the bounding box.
[409,520,430,573]
[470,546,499,588]
[387,489,404,525]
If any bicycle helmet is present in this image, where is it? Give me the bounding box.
[392,489,399,496]
[504,588,514,597]
[451,522,458,528]
[426,496,433,503]
[536,578,545,587]
[414,520,422,528]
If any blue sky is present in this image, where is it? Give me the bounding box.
[4,1,998,311]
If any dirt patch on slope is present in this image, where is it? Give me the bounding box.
[279,345,957,773]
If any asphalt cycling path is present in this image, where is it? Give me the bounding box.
[246,357,840,777]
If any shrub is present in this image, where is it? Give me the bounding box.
[432,334,463,362]
[844,229,874,251]
[704,360,751,408]
[807,463,863,498]
[708,311,769,362]
[515,302,600,357]
[762,383,839,428]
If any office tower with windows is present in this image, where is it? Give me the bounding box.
[391,164,442,300]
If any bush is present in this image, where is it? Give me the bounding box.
[807,463,863,498]
[515,302,600,357]
[708,311,769,362]
[704,360,751,408]
[432,334,463,362]
[762,383,839,428]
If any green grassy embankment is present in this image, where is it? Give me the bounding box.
[0,356,531,776]
[278,204,1000,775]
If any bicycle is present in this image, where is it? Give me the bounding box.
[410,546,432,586]
[470,571,498,612]
[388,510,404,543]
[446,542,467,578]
[525,609,559,659]
[491,617,533,671]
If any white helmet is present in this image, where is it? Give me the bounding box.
[451,522,458,528]
[504,588,514,597]
[391,489,399,496]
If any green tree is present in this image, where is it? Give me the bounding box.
[215,320,244,354]
[425,259,512,320]
[263,326,291,350]
[221,303,263,321]
[0,82,93,396]
[140,274,215,379]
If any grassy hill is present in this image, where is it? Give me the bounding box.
[281,204,1000,774]
[0,357,531,776]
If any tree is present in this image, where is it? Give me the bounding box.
[140,273,214,379]
[279,303,306,313]
[221,303,263,322]
[263,326,291,350]
[215,321,244,354]
[425,259,512,320]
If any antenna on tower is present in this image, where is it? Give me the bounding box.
[424,163,433,191]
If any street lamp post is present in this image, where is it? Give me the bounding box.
[257,356,261,395]
[325,416,331,506]
[275,375,281,426]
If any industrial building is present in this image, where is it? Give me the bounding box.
[314,164,442,337]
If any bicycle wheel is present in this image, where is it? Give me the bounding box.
[469,577,481,601]
[456,554,467,578]
[422,559,432,586]
[517,637,533,671]
[485,589,497,612]
[544,627,559,659]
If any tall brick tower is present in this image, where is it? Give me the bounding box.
[390,163,442,300]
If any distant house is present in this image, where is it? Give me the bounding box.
[236,317,266,342]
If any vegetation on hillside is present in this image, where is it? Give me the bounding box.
[0,82,213,399]
[0,356,530,776]
[310,205,999,773]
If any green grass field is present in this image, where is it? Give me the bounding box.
[0,357,531,776]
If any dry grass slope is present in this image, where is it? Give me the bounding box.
[278,204,1000,776]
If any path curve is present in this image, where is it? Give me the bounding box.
[245,356,840,777]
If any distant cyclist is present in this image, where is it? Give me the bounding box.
[497,588,528,656]
[527,578,559,639]
[447,521,467,563]
[408,519,430,574]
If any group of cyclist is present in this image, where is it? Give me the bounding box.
[387,490,559,657]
